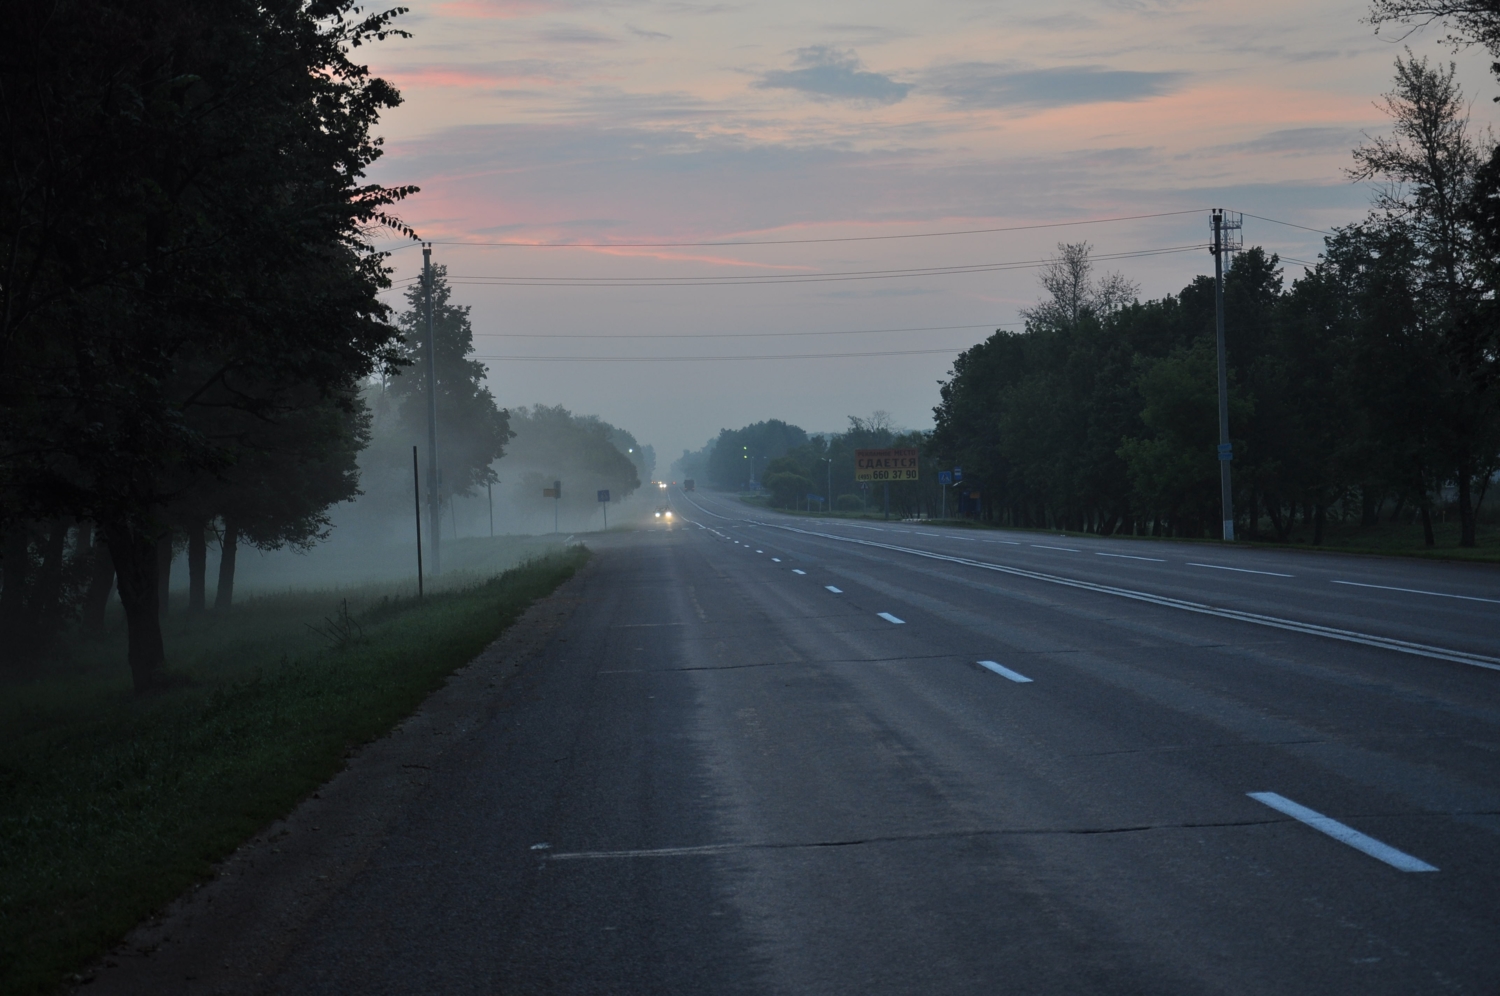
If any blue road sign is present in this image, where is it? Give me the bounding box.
[807,494,824,504]
[953,466,964,483]
[938,471,952,485]
[597,489,610,502]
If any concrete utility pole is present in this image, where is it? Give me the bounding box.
[1211,210,1237,541]
[412,445,424,598]
[423,244,441,574]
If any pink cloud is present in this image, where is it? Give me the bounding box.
[434,0,559,18]
[380,63,566,89]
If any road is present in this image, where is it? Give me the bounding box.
[113,494,1500,994]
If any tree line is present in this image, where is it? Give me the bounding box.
[0,0,419,688]
[673,413,941,517]
[679,17,1500,545]
[936,48,1500,547]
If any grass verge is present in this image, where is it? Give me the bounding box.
[0,547,589,996]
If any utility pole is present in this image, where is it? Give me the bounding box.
[423,244,442,574]
[450,473,458,539]
[412,446,424,598]
[1211,210,1241,541]
[487,480,494,538]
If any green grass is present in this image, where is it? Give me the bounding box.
[0,546,589,996]
[735,493,1500,563]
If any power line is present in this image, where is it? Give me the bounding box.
[381,209,1207,250]
[1232,211,1335,236]
[471,322,1021,340]
[391,244,1209,288]
[470,347,970,362]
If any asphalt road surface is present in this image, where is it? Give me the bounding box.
[151,495,1500,994]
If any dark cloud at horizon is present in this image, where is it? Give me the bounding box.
[927,62,1185,109]
[755,46,912,105]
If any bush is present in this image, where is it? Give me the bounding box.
[836,494,864,511]
[763,471,812,508]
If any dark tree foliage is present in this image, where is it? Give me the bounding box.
[387,264,513,499]
[0,0,415,686]
[933,232,1499,542]
[704,420,809,489]
[503,405,641,525]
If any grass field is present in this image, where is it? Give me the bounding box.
[0,544,589,996]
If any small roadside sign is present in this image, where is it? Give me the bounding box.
[953,466,963,483]
[542,488,558,498]
[938,470,952,485]
[597,489,610,502]
[854,447,919,482]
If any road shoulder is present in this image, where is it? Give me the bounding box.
[81,555,598,996]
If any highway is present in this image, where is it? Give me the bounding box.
[106,491,1500,994]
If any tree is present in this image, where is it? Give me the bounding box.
[1368,0,1500,56]
[502,406,641,529]
[0,0,414,688]
[1350,53,1491,545]
[386,265,513,502]
[705,420,808,489]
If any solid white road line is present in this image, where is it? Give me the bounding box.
[792,569,807,575]
[979,660,1033,683]
[878,612,906,624]
[1032,544,1081,552]
[825,586,843,593]
[1330,579,1500,605]
[1187,562,1293,577]
[756,521,1500,672]
[1247,792,1438,872]
[1096,552,1166,562]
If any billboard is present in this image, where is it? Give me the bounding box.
[854,448,919,482]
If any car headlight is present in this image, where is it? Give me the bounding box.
[665,511,672,518]
[654,511,661,517]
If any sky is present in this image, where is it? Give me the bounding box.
[360,0,1500,468]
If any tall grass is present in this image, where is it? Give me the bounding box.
[0,546,589,996]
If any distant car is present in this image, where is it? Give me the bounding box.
[654,505,673,520]
[682,479,695,492]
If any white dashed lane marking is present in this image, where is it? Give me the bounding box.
[877,612,905,624]
[825,586,842,593]
[1189,563,1293,578]
[978,660,1033,683]
[1247,792,1438,873]
[792,569,807,575]
[1329,580,1500,604]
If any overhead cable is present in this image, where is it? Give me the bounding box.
[469,347,969,362]
[379,209,1207,250]
[1231,211,1335,236]
[390,244,1209,289]
[472,322,1021,339]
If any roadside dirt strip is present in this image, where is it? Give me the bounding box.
[81,560,597,996]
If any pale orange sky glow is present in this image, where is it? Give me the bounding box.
[359,0,1500,464]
